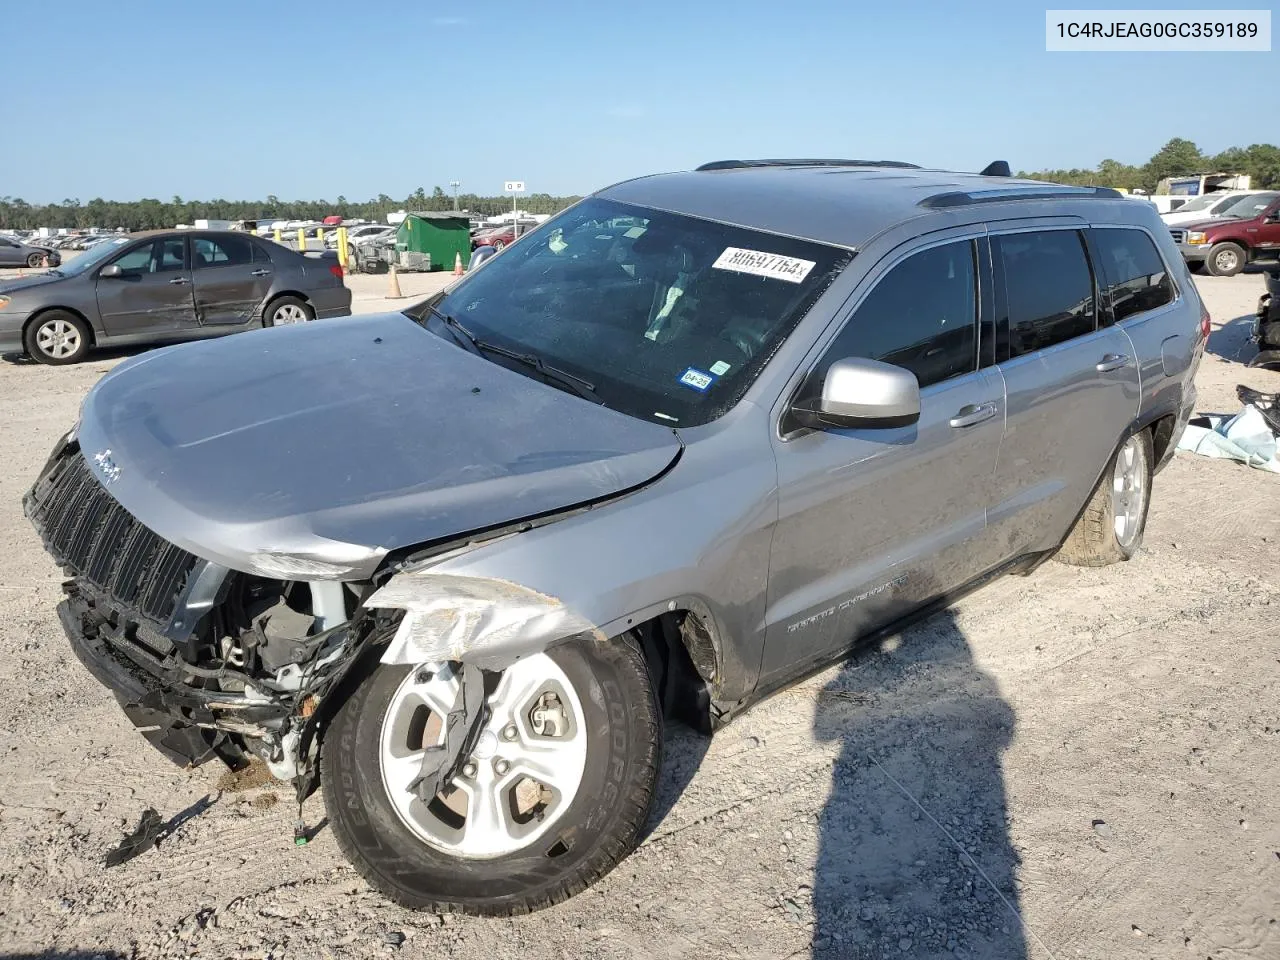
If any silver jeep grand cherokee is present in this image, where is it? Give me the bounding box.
[25,159,1204,914]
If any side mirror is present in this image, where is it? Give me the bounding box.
[468,245,497,271]
[791,357,921,430]
[99,264,123,278]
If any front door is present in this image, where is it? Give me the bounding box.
[761,237,1006,682]
[191,233,274,326]
[95,236,197,339]
[985,228,1140,557]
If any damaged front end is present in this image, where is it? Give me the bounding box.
[26,439,387,799]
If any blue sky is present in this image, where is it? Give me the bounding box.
[3,0,1273,203]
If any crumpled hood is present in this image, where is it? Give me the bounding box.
[0,273,63,295]
[75,313,681,578]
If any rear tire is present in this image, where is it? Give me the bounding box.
[323,633,661,915]
[262,296,313,327]
[26,252,45,268]
[1205,242,1246,277]
[24,311,91,365]
[1055,430,1153,567]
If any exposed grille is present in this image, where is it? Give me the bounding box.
[1169,229,1187,244]
[28,450,198,623]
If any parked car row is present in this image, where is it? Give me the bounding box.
[0,229,352,364]
[0,235,62,269]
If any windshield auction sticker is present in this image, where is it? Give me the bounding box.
[712,247,816,283]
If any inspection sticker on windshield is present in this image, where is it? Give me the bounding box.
[712,247,816,283]
[678,367,716,392]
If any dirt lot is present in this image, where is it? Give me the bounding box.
[0,272,1276,960]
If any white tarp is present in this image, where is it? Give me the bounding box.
[1176,406,1280,474]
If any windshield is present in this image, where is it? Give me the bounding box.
[1175,194,1218,214]
[1216,193,1279,219]
[53,235,133,276]
[422,198,851,426]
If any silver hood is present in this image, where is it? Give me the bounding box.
[74,313,682,579]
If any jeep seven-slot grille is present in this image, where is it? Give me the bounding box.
[28,451,198,623]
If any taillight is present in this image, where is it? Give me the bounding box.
[329,263,344,280]
[1199,299,1211,341]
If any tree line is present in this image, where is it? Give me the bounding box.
[1017,137,1280,192]
[3,137,1278,232]
[0,187,583,232]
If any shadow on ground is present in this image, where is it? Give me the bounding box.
[1205,313,1260,365]
[811,608,1030,958]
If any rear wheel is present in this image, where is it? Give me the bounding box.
[263,296,313,326]
[323,633,661,915]
[24,311,91,365]
[492,239,506,251]
[26,252,45,268]
[1205,242,1246,277]
[1055,430,1153,566]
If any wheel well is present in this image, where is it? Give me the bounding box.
[1149,414,1176,465]
[262,291,312,316]
[24,307,97,346]
[631,611,716,735]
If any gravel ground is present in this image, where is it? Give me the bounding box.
[0,271,1276,960]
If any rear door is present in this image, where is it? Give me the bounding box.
[190,233,272,326]
[985,227,1140,558]
[95,236,198,339]
[760,236,1007,681]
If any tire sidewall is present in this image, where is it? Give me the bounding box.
[24,312,90,365]
[323,636,658,912]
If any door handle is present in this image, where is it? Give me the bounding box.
[1095,353,1129,372]
[168,277,190,285]
[250,268,272,277]
[949,402,998,428]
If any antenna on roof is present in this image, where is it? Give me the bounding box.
[980,161,1012,178]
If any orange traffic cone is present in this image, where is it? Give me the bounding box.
[453,252,464,276]
[387,265,404,299]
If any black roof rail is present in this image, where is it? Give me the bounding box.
[920,185,1124,208]
[695,158,920,171]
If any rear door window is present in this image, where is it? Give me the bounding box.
[1090,228,1174,322]
[995,230,1095,358]
[192,235,253,268]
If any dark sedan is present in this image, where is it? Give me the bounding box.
[0,235,61,269]
[0,230,352,364]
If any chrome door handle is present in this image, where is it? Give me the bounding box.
[168,277,190,285]
[949,402,998,428]
[1095,354,1129,372]
[250,268,272,277]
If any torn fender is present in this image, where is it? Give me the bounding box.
[367,572,605,670]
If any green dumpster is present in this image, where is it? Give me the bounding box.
[394,212,471,272]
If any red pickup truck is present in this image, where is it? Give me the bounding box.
[1169,191,1280,276]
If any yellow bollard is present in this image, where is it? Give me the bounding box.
[273,227,282,243]
[336,227,349,269]
[297,228,307,252]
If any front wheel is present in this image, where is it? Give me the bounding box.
[1055,429,1153,567]
[1205,242,1246,277]
[24,311,91,365]
[323,633,661,915]
[27,252,46,268]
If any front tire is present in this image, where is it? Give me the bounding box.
[1055,429,1153,567]
[24,311,91,365]
[27,252,45,268]
[1205,242,1246,277]
[323,633,661,915]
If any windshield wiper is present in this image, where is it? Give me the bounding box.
[426,304,602,404]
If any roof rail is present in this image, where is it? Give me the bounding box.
[695,158,920,172]
[920,185,1124,208]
